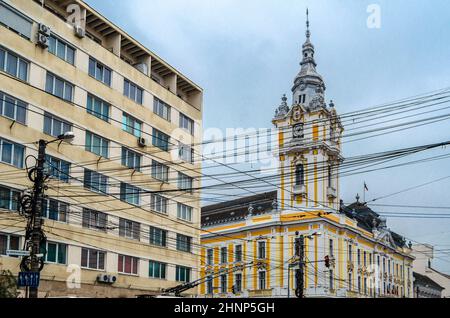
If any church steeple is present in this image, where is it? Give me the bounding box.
[292,9,326,111]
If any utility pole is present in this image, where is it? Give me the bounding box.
[28,139,46,298]
[295,235,305,298]
[19,133,74,298]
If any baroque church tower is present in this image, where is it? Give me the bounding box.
[272,10,344,213]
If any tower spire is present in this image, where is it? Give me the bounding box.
[306,8,310,40]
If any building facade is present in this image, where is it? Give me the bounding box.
[199,13,414,298]
[0,0,202,297]
[412,244,450,297]
[413,272,444,298]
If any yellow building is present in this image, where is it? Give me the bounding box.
[199,13,414,298]
[0,0,202,297]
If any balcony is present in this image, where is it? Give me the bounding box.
[327,186,337,199]
[248,289,273,298]
[293,184,307,196]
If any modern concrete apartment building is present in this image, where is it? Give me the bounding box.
[0,0,202,297]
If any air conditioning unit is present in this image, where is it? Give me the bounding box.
[138,137,147,147]
[74,25,85,38]
[108,275,117,284]
[38,23,51,37]
[37,33,49,48]
[97,274,117,284]
[97,274,110,283]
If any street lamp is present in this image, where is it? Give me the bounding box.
[48,131,75,144]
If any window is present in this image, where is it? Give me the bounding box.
[152,128,170,151]
[120,182,140,205]
[258,271,266,290]
[235,273,242,293]
[299,94,306,104]
[179,113,194,135]
[206,276,213,294]
[48,34,75,64]
[45,72,73,101]
[295,164,304,186]
[122,112,142,137]
[151,160,169,182]
[357,249,361,266]
[0,186,20,211]
[43,112,72,138]
[348,273,352,291]
[176,265,191,283]
[84,169,108,194]
[119,218,140,240]
[0,2,33,39]
[123,79,143,104]
[45,155,70,183]
[89,57,111,86]
[81,248,105,270]
[82,208,107,232]
[364,277,367,295]
[118,254,139,275]
[0,47,28,81]
[0,92,27,124]
[235,245,242,262]
[153,97,171,121]
[0,137,24,168]
[358,276,361,292]
[220,274,227,293]
[329,239,334,257]
[330,269,334,290]
[177,203,192,222]
[41,241,67,264]
[0,233,20,256]
[42,199,67,223]
[149,261,166,279]
[121,147,141,171]
[258,241,266,259]
[220,247,227,264]
[328,165,333,187]
[149,226,167,247]
[348,244,353,262]
[206,249,213,265]
[87,94,110,122]
[85,131,109,158]
[178,173,193,193]
[179,143,194,163]
[364,251,367,266]
[151,194,168,214]
[177,234,192,253]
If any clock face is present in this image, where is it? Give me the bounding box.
[293,124,304,139]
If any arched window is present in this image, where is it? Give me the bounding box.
[295,164,304,186]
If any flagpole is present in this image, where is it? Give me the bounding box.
[363,182,366,203]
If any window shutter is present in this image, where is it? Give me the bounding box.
[133,222,140,240]
[162,230,166,247]
[119,218,125,237]
[99,212,107,231]
[82,209,90,228]
[0,2,32,39]
[84,169,91,189]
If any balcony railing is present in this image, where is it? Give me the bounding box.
[293,184,307,196]
[327,186,337,199]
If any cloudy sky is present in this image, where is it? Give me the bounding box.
[86,0,450,273]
